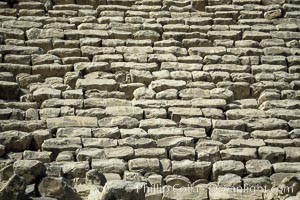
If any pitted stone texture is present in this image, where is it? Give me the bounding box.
[0,0,299,198]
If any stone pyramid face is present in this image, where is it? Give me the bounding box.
[0,0,300,199]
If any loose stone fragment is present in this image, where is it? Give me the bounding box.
[0,175,26,200]
[13,160,46,184]
[38,177,81,200]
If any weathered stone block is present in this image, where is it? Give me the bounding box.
[212,160,244,180]
[172,160,211,180]
[47,116,98,128]
[128,158,160,173]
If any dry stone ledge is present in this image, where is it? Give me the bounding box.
[38,177,81,200]
[0,0,300,198]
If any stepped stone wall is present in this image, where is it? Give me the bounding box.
[0,0,300,199]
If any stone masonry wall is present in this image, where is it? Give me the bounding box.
[0,0,300,199]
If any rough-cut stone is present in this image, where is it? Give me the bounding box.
[213,120,245,131]
[33,88,61,102]
[245,118,289,132]
[76,148,105,161]
[98,116,139,128]
[104,146,134,160]
[209,188,263,200]
[149,79,186,92]
[74,62,109,74]
[220,148,257,162]
[13,160,46,184]
[197,145,221,162]
[56,128,92,138]
[118,137,156,148]
[139,119,176,130]
[38,177,81,200]
[252,130,289,140]
[258,146,285,163]
[284,147,300,162]
[105,106,143,120]
[26,28,64,40]
[76,79,118,91]
[0,131,32,152]
[0,175,26,200]
[273,162,300,173]
[41,138,82,157]
[111,62,158,72]
[92,159,127,174]
[226,109,267,120]
[192,99,227,109]
[0,0,299,198]
[169,146,196,161]
[157,136,194,149]
[128,158,160,173]
[172,160,212,179]
[212,160,244,180]
[189,47,226,57]
[163,185,208,200]
[101,180,146,200]
[211,129,249,143]
[180,117,212,130]
[82,138,117,148]
[47,116,98,128]
[148,127,183,139]
[226,139,265,148]
[23,150,53,163]
[0,81,19,100]
[218,173,242,188]
[246,159,272,177]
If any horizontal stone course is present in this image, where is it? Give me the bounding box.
[0,0,299,199]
